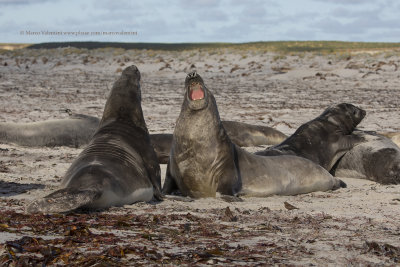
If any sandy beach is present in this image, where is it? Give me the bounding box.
[0,46,399,265]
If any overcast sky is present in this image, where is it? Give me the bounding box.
[1,0,399,43]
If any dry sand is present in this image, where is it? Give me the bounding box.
[0,47,399,265]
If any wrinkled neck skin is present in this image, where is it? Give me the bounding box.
[175,92,223,143]
[99,74,147,133]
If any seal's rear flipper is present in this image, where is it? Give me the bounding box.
[339,180,347,188]
[331,179,347,191]
[162,164,179,194]
[26,189,101,214]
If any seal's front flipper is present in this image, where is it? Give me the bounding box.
[26,189,101,214]
[162,164,179,194]
[163,195,194,202]
[219,194,243,203]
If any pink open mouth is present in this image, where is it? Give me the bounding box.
[189,83,205,101]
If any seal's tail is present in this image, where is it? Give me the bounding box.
[26,188,100,214]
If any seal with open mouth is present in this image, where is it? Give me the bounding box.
[27,65,162,213]
[163,72,345,198]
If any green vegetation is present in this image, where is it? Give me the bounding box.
[21,41,400,53]
[0,43,31,50]
[1,41,400,59]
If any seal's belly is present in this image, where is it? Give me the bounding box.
[87,186,154,209]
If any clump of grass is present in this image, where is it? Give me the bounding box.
[272,54,287,61]
[62,47,87,55]
[335,52,352,61]
[112,48,126,56]
[383,51,400,59]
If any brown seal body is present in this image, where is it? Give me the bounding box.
[27,65,162,213]
[332,130,400,184]
[163,72,345,198]
[256,103,366,171]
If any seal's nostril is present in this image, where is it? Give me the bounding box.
[188,71,197,78]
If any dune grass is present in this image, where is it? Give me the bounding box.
[1,41,400,59]
[0,43,31,50]
[22,41,400,53]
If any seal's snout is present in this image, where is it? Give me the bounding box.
[122,65,141,81]
[187,71,198,79]
[185,71,204,86]
[360,109,366,119]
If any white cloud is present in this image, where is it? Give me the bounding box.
[0,0,58,5]
[1,0,400,43]
[311,0,372,5]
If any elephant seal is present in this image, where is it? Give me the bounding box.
[150,133,173,164]
[255,103,366,171]
[331,130,400,184]
[222,121,286,147]
[27,65,162,213]
[0,114,100,148]
[0,115,171,163]
[0,118,286,164]
[162,72,345,198]
[148,122,286,164]
[378,131,400,148]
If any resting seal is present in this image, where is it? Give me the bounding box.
[0,119,286,164]
[0,115,171,163]
[148,121,286,164]
[331,130,400,184]
[256,103,366,171]
[0,114,99,148]
[27,65,162,213]
[221,121,286,147]
[378,131,400,148]
[162,72,345,198]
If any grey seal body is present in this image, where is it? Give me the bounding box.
[332,130,400,184]
[0,115,171,164]
[0,118,285,164]
[222,121,286,147]
[163,72,345,198]
[27,65,162,213]
[256,103,366,171]
[150,133,173,164]
[0,114,100,148]
[148,121,286,165]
